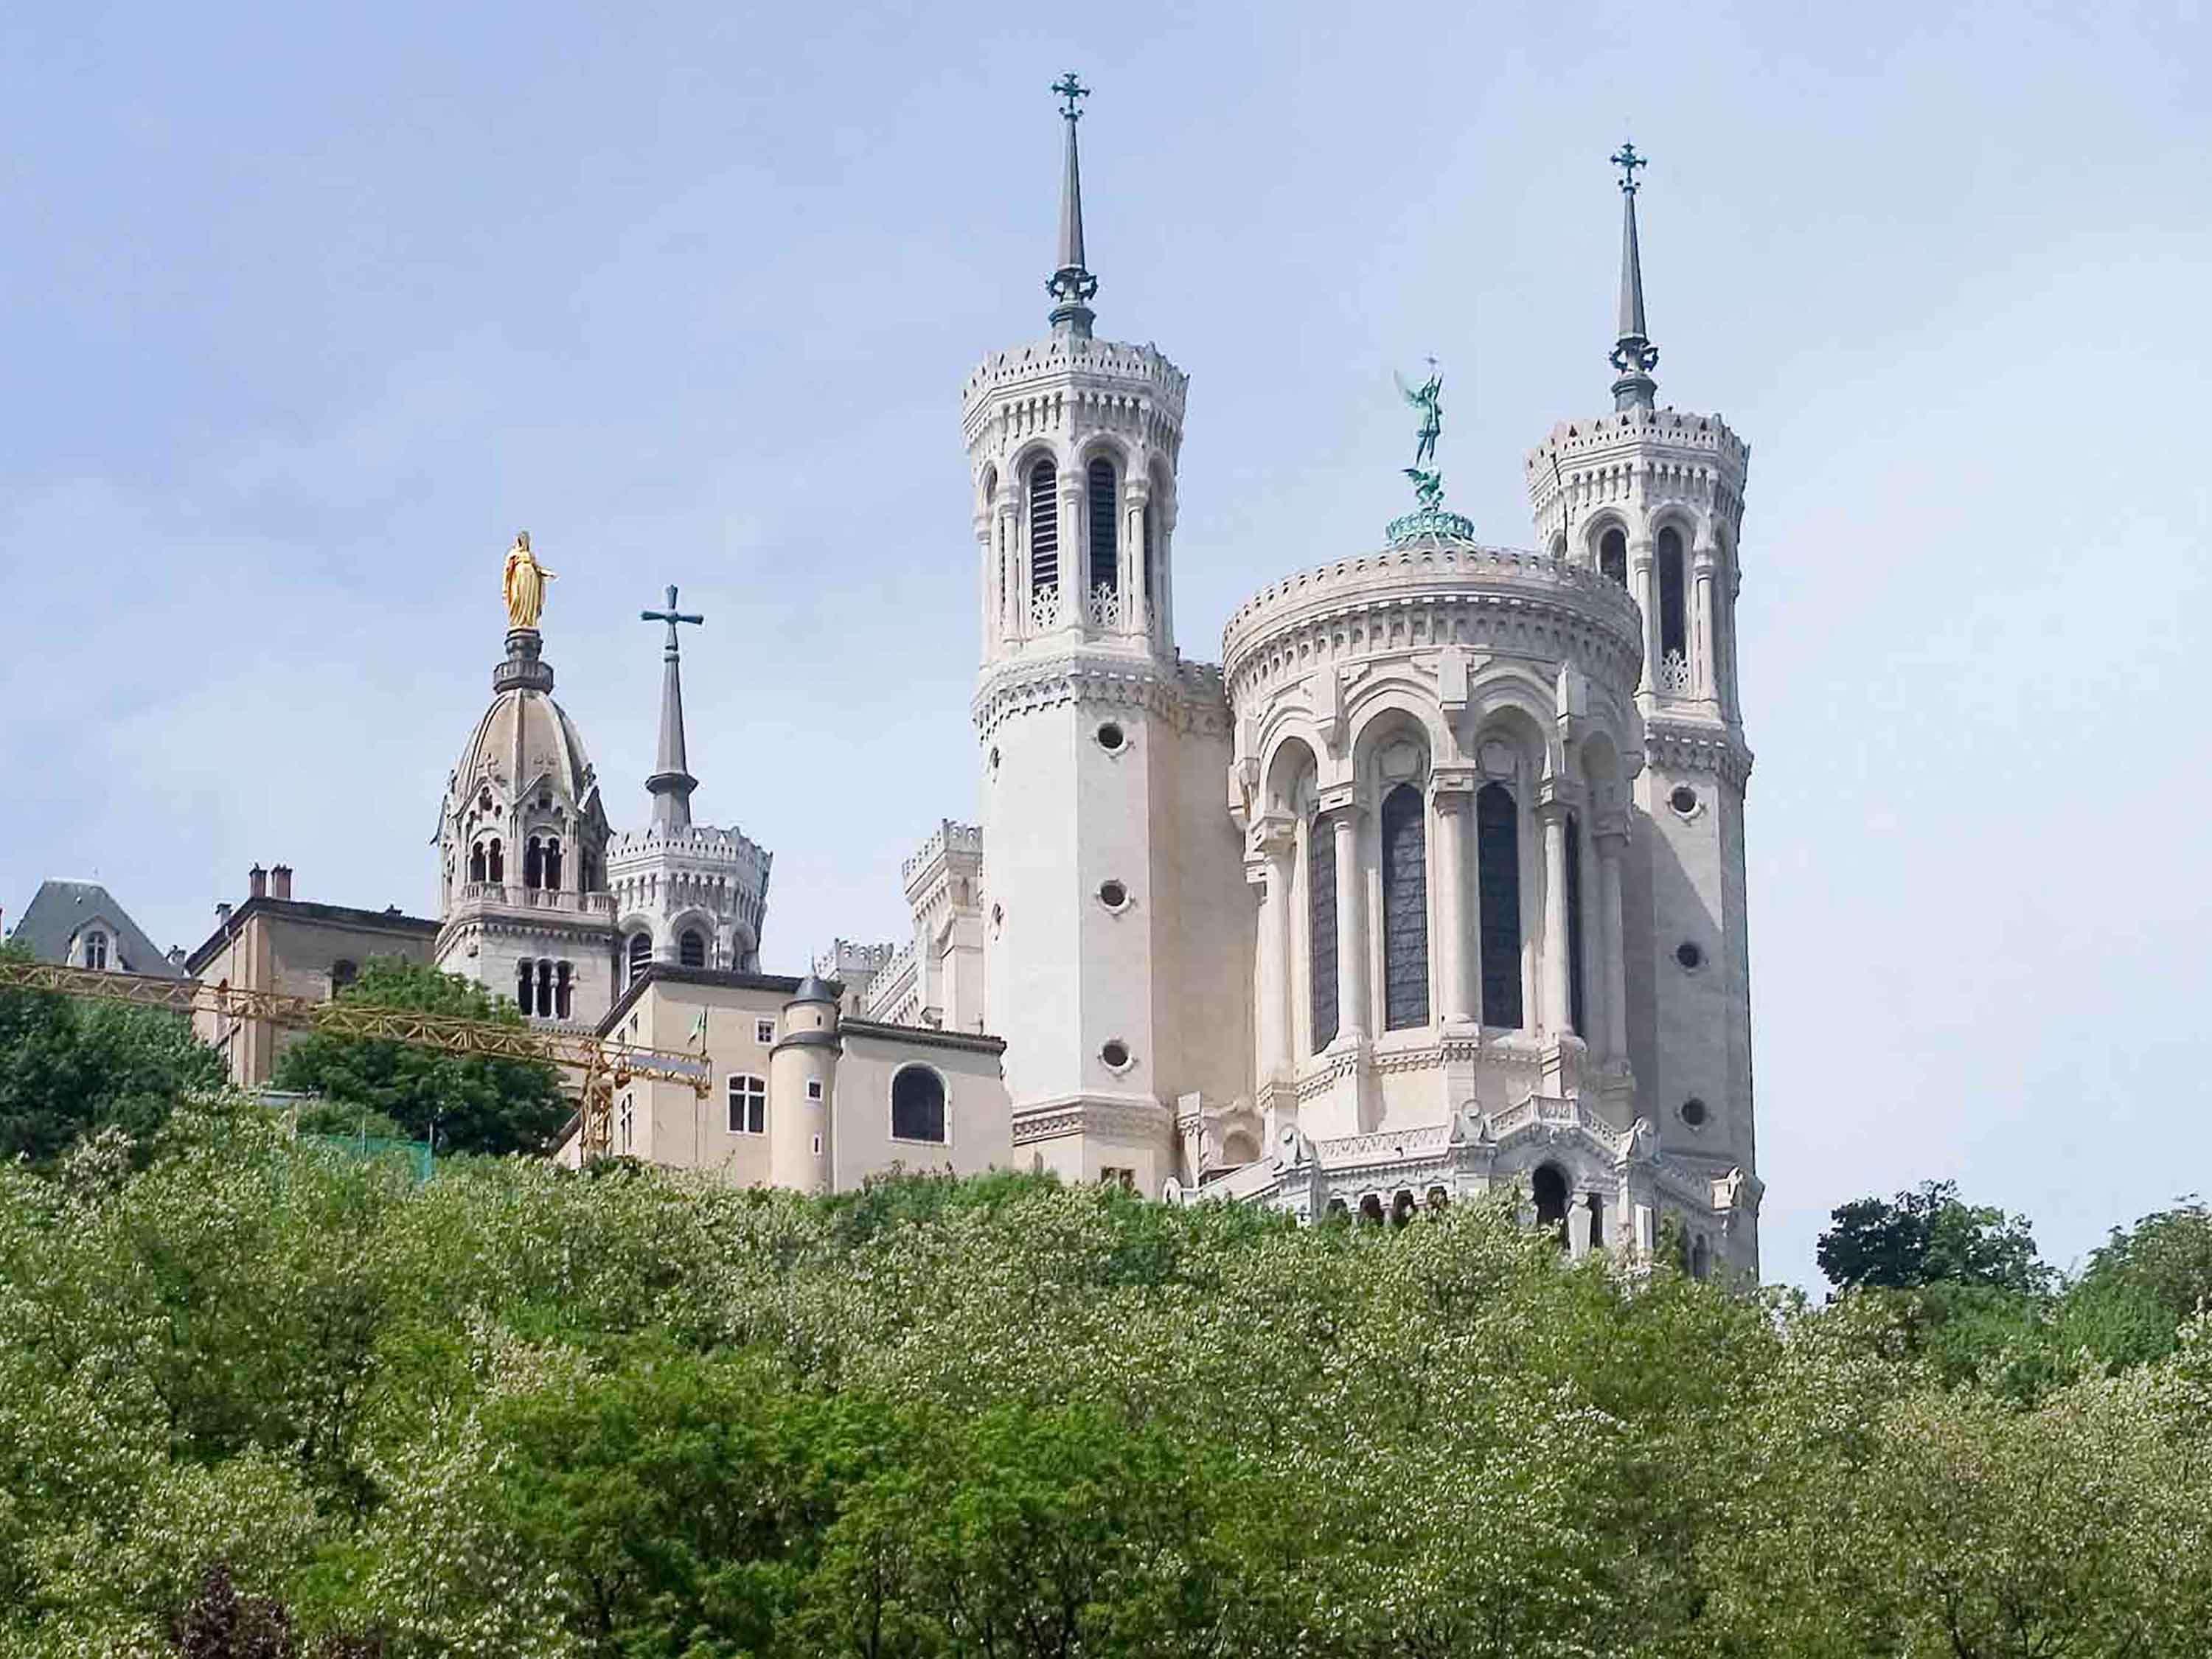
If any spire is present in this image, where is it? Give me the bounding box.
[1608,142,1659,411]
[639,585,704,832]
[1046,72,1098,339]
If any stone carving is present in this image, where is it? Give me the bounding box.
[502,532,556,630]
[1658,650,1693,695]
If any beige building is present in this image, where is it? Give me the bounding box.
[184,863,437,1086]
[570,965,1009,1188]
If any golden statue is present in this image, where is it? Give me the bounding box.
[501,531,556,630]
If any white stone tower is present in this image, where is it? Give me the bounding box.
[606,585,773,984]
[436,557,621,1025]
[967,76,1251,1191]
[1526,146,1759,1269]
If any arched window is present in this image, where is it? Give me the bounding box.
[515,958,534,1012]
[554,961,573,1020]
[678,928,706,969]
[891,1065,947,1143]
[1532,1163,1569,1245]
[1600,526,1627,586]
[1308,818,1338,1051]
[1027,458,1058,600]
[1380,783,1430,1030]
[1691,1234,1711,1281]
[469,841,487,883]
[330,959,358,997]
[1087,457,1118,596]
[524,837,543,890]
[1586,1193,1606,1250]
[627,932,652,985]
[487,839,504,883]
[536,960,554,1018]
[1565,810,1587,1037]
[1476,783,1523,1029]
[544,838,563,891]
[1658,526,1687,661]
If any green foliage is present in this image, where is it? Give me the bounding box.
[1817,1178,2049,1295]
[0,939,224,1167]
[270,959,566,1156]
[2,1119,2211,1655]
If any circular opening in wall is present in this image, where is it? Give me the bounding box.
[1096,721,1127,754]
[1097,879,1130,911]
[1675,940,1705,971]
[1669,784,1699,815]
[1680,1097,1709,1128]
[1099,1039,1132,1071]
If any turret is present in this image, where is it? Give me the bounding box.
[768,975,840,1192]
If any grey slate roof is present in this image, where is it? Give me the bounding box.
[6,880,185,978]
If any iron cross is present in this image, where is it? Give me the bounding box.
[1611,141,1647,194]
[641,584,704,653]
[1053,72,1088,120]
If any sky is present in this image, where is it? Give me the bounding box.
[2,0,2208,1289]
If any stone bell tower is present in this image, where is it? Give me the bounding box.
[1525,145,1759,1267]
[967,75,1250,1192]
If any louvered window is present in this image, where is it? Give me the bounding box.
[1088,458,1118,593]
[1309,821,1338,1051]
[1477,783,1523,1029]
[1658,526,1687,660]
[1380,785,1430,1030]
[1029,459,1058,597]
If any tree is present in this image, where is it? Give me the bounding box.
[1817,1179,2049,1295]
[0,939,224,1166]
[270,959,565,1156]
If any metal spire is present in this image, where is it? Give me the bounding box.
[1608,142,1659,411]
[640,584,704,832]
[1046,72,1098,338]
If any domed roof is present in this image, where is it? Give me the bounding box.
[440,630,602,826]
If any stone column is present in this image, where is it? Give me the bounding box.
[1691,535,1718,705]
[1326,801,1368,1044]
[996,498,1018,641]
[1537,798,1573,1037]
[1124,477,1151,639]
[1629,533,1659,698]
[1251,821,1295,1081]
[1060,475,1086,626]
[1596,823,1630,1061]
[1430,781,1477,1024]
[975,508,995,653]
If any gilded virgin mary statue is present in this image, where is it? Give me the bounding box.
[501,531,556,630]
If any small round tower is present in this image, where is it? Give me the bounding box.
[768,974,840,1192]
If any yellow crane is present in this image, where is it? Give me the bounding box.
[0,957,709,1161]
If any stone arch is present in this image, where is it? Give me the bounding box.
[1262,731,1322,818]
[1345,687,1450,781]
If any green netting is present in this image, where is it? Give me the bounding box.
[300,1132,434,1182]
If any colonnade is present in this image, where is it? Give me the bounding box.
[978,459,1167,650]
[1251,781,1630,1082]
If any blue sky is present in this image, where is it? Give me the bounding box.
[2,1,2208,1287]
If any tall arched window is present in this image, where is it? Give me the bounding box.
[524,837,543,890]
[1380,784,1430,1030]
[515,959,533,1012]
[678,928,706,969]
[1308,819,1338,1051]
[891,1065,947,1143]
[330,959,358,997]
[1565,810,1587,1037]
[536,960,554,1018]
[1027,458,1058,600]
[1087,457,1118,597]
[1600,526,1627,586]
[469,841,487,883]
[1658,526,1687,661]
[627,932,651,985]
[1476,782,1523,1029]
[544,838,563,891]
[487,839,504,883]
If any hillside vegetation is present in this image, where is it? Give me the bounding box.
[4,1103,2211,1658]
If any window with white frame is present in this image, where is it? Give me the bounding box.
[82,930,108,970]
[806,1078,824,1102]
[618,1095,634,1155]
[727,1074,766,1135]
[756,1018,776,1045]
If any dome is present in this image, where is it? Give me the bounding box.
[448,686,598,813]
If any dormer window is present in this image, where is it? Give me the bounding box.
[81,930,108,971]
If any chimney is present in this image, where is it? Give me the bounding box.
[272,864,293,900]
[215,902,233,929]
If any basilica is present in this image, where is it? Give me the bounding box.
[323,88,1761,1273]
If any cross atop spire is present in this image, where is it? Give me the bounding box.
[1607,140,1659,411]
[640,584,704,832]
[1046,72,1098,339]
